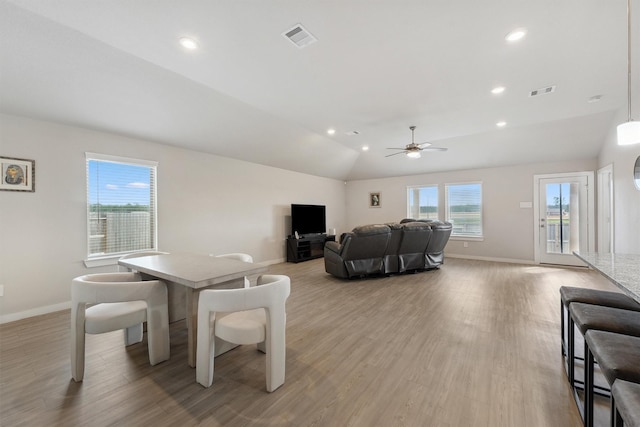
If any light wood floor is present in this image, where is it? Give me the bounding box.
[0,258,617,426]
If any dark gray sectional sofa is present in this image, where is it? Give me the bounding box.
[324,219,452,279]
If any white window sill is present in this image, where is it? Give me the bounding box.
[450,236,484,242]
[84,255,121,268]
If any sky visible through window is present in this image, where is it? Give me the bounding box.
[88,160,151,206]
[546,183,568,207]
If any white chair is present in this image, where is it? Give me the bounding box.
[71,272,170,382]
[196,274,291,391]
[116,251,170,340]
[212,253,254,287]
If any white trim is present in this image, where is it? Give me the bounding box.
[85,154,159,259]
[446,254,586,269]
[445,253,535,265]
[533,171,595,265]
[596,164,614,253]
[0,301,70,324]
[84,255,121,268]
[406,184,439,219]
[444,181,483,238]
[85,152,158,167]
[261,257,287,266]
[449,236,484,242]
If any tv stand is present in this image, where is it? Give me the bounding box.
[286,234,335,263]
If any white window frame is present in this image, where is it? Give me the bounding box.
[445,181,483,240]
[84,153,158,267]
[407,185,439,220]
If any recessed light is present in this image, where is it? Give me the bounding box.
[491,86,506,95]
[179,37,198,50]
[362,146,369,151]
[505,28,527,42]
[327,128,336,135]
[496,121,507,127]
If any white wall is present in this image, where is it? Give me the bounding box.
[598,109,640,254]
[3,111,630,322]
[0,114,347,321]
[345,158,597,263]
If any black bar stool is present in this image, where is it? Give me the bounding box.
[611,380,640,427]
[584,331,640,427]
[559,287,640,387]
[569,303,640,396]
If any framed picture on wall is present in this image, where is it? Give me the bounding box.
[369,192,381,208]
[0,156,35,192]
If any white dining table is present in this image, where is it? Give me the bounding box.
[118,252,268,367]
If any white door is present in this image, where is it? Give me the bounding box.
[534,173,594,266]
[597,165,614,253]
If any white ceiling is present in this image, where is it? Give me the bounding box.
[1,0,637,180]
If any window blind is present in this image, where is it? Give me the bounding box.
[86,153,157,257]
[445,182,482,237]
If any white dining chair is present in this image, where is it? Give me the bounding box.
[212,253,254,287]
[116,251,170,340]
[70,272,170,382]
[196,274,291,391]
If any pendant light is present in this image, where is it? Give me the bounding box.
[617,0,640,145]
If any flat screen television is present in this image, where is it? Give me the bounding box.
[291,204,326,237]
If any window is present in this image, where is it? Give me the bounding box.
[445,182,482,237]
[86,153,157,258]
[407,185,439,220]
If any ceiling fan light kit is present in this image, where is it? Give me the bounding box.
[618,0,640,145]
[385,126,448,158]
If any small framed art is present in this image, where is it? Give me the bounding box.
[0,156,35,192]
[369,192,381,208]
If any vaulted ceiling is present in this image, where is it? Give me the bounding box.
[1,0,637,180]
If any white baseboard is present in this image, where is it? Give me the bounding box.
[261,257,287,266]
[446,253,536,265]
[1,301,70,325]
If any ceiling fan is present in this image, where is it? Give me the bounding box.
[386,126,448,158]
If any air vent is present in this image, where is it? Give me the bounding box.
[529,85,556,97]
[282,24,317,48]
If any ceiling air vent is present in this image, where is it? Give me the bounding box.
[282,24,317,49]
[529,85,556,97]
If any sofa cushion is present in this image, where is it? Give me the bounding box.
[398,222,432,272]
[383,223,404,274]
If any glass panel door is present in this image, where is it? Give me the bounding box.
[538,175,589,266]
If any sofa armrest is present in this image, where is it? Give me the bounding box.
[324,240,342,255]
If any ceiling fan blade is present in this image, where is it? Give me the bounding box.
[386,147,408,150]
[385,151,407,157]
[417,142,433,148]
[420,147,448,152]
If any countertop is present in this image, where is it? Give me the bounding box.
[573,252,640,303]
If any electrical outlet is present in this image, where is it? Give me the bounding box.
[0,285,4,297]
[463,242,469,248]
